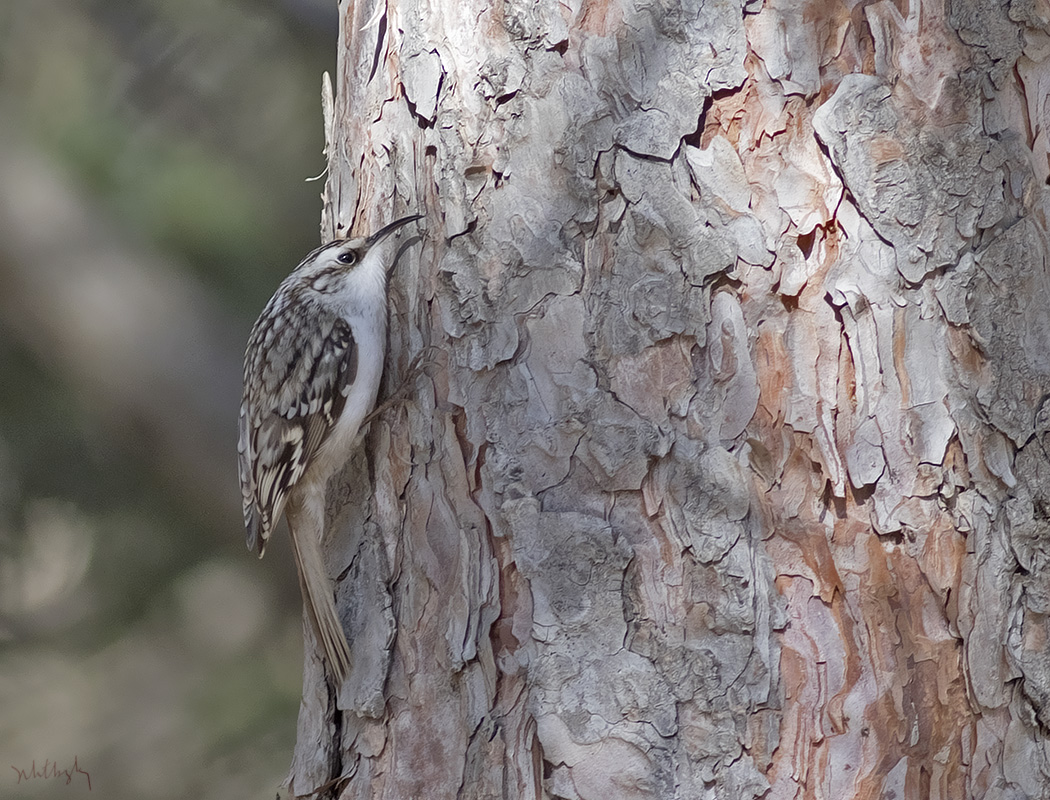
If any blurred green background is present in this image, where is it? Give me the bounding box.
[0,1,339,796]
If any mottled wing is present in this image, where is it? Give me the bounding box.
[238,288,358,555]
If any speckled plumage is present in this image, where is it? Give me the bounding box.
[237,215,420,684]
[239,278,359,555]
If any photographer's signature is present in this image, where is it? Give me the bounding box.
[11,756,91,791]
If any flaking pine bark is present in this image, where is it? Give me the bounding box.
[284,1,1050,798]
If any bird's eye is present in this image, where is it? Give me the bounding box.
[337,250,358,266]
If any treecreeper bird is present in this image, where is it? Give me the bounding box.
[238,214,422,684]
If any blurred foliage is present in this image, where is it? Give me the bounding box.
[0,0,342,796]
[2,0,335,307]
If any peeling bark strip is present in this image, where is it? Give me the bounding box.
[287,0,1050,797]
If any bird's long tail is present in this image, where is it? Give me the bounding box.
[285,489,352,684]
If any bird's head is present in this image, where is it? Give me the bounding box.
[296,214,422,297]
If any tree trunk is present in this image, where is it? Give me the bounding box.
[288,1,1050,798]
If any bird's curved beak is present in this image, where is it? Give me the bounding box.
[365,213,423,246]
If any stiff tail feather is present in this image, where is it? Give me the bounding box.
[286,496,352,684]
